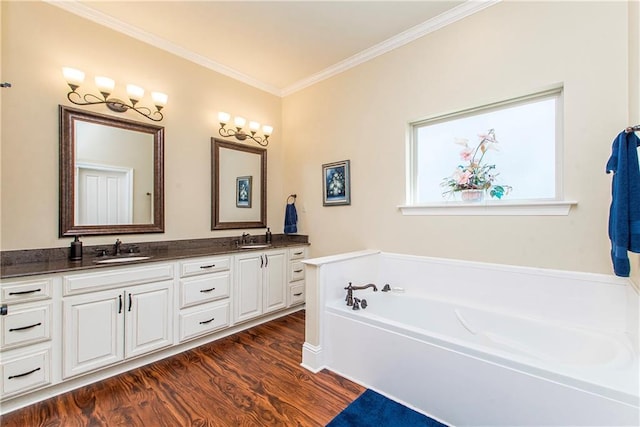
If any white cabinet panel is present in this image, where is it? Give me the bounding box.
[264,251,286,314]
[1,347,51,399]
[125,281,173,359]
[179,272,230,309]
[179,302,230,342]
[63,289,124,379]
[1,302,51,350]
[234,254,263,323]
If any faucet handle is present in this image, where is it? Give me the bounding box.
[344,282,353,290]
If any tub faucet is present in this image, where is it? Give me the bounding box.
[351,283,378,292]
[114,239,122,256]
[344,283,354,306]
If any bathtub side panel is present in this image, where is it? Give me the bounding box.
[325,312,640,427]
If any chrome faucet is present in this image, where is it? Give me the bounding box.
[114,239,122,256]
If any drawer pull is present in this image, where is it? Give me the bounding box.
[200,287,216,293]
[293,292,303,297]
[199,317,215,325]
[9,322,42,332]
[200,264,216,269]
[8,367,41,380]
[294,251,303,255]
[8,288,41,296]
[294,269,303,273]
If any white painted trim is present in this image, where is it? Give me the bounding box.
[43,0,282,96]
[281,0,501,96]
[300,342,325,373]
[302,250,380,266]
[398,200,577,216]
[44,0,500,97]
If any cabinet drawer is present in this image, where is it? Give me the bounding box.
[63,263,174,295]
[1,302,52,350]
[288,247,306,261]
[180,256,231,278]
[289,282,305,306]
[179,302,230,342]
[179,272,230,308]
[1,347,51,399]
[289,261,305,282]
[1,278,52,303]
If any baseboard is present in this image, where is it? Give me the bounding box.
[300,342,324,373]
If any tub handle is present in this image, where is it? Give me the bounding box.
[455,309,477,335]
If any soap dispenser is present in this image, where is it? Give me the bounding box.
[70,236,83,261]
[265,227,272,244]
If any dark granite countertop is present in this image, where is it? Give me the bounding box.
[1,235,309,279]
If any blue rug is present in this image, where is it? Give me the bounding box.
[327,389,447,427]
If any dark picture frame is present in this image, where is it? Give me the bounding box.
[236,176,252,208]
[322,160,350,206]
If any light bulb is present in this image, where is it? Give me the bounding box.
[126,84,145,102]
[95,76,115,97]
[234,116,246,129]
[218,112,231,124]
[62,67,85,89]
[151,92,168,109]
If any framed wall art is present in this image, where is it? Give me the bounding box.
[322,160,350,206]
[236,176,252,208]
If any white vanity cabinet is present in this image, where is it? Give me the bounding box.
[62,263,174,379]
[0,277,55,400]
[177,256,231,342]
[287,247,307,306]
[234,249,287,323]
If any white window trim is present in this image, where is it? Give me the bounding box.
[405,86,570,216]
[398,200,577,216]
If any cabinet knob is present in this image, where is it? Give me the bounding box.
[0,304,7,316]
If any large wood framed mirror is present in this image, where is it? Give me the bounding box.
[59,105,164,236]
[212,138,267,230]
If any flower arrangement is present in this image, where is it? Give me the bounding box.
[441,128,511,199]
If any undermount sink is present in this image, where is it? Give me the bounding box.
[94,256,152,264]
[238,244,272,250]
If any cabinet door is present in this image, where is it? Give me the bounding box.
[125,281,173,359]
[263,250,287,313]
[63,289,124,379]
[234,253,263,323]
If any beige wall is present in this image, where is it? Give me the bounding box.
[282,1,634,275]
[1,1,638,278]
[1,2,283,249]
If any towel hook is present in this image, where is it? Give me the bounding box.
[625,125,639,133]
[287,194,297,204]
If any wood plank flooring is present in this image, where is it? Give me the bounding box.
[0,310,365,426]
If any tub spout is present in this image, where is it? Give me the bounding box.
[351,283,378,292]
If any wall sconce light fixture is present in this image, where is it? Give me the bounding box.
[218,112,272,146]
[62,67,167,122]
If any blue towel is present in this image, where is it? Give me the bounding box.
[606,130,640,277]
[284,202,298,234]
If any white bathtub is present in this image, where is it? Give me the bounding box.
[303,251,640,426]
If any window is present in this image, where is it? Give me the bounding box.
[404,88,573,215]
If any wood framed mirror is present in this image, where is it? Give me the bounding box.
[59,105,164,236]
[211,138,267,230]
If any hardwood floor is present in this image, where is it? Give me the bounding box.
[0,311,365,426]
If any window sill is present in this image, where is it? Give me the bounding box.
[398,200,577,216]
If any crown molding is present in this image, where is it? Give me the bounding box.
[281,0,500,96]
[45,0,499,98]
[44,0,282,96]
